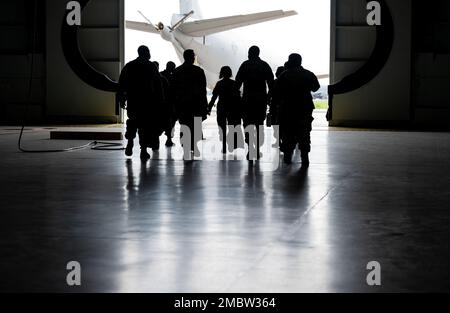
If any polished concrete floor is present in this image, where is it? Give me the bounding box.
[1,115,450,292]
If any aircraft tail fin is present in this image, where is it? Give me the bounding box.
[178,10,297,37]
[180,0,202,18]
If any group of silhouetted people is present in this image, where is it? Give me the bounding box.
[118,44,320,166]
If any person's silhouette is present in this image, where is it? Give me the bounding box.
[118,46,164,160]
[236,46,274,160]
[172,50,208,158]
[161,61,177,147]
[153,61,172,151]
[276,53,320,167]
[269,66,286,148]
[208,66,243,154]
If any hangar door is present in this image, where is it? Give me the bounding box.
[412,0,450,125]
[46,0,124,123]
[329,0,412,127]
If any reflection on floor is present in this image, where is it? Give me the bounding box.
[1,116,450,292]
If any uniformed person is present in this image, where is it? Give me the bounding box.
[275,53,320,167]
[236,46,274,160]
[153,61,171,151]
[161,61,177,147]
[118,46,164,160]
[172,50,208,158]
[208,66,243,154]
[269,66,286,148]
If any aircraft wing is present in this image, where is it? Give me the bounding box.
[125,21,159,34]
[178,10,297,37]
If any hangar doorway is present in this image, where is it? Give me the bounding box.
[51,0,394,127]
[69,0,391,128]
[124,0,331,118]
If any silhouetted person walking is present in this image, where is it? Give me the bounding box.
[269,66,286,148]
[236,46,274,160]
[208,66,243,154]
[153,61,172,150]
[275,53,320,167]
[118,46,164,160]
[172,50,208,157]
[161,61,177,147]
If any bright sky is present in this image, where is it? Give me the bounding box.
[125,0,330,78]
